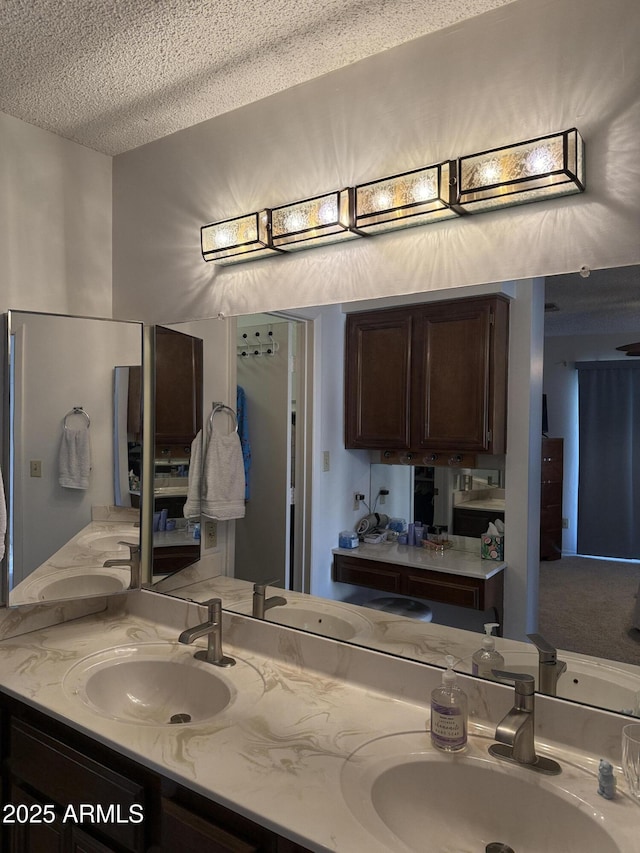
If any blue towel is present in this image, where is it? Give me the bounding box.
[236,385,251,500]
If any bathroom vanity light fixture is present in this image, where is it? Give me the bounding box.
[455,128,585,213]
[200,128,585,263]
[354,161,458,233]
[200,210,284,264]
[270,189,362,251]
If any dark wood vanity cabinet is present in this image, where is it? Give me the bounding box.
[345,295,509,457]
[333,553,504,627]
[0,696,311,853]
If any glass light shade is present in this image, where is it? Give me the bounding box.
[271,189,360,251]
[355,162,458,233]
[456,129,585,213]
[201,210,282,264]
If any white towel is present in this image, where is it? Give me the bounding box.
[201,423,246,520]
[59,427,91,489]
[183,430,203,519]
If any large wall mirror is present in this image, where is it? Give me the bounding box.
[147,267,640,720]
[4,310,144,606]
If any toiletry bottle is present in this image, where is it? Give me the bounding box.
[430,655,468,752]
[472,623,505,679]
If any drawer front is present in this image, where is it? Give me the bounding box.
[10,720,145,851]
[332,556,402,593]
[405,572,481,609]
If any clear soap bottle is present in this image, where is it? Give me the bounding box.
[472,623,505,680]
[430,655,468,752]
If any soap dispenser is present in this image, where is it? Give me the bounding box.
[430,655,468,752]
[472,623,505,680]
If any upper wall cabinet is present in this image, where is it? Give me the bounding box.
[154,326,203,447]
[345,295,509,458]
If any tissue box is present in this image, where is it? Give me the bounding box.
[481,534,504,561]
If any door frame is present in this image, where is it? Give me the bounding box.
[227,312,313,593]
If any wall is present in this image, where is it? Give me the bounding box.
[0,112,112,317]
[112,0,639,323]
[543,331,638,556]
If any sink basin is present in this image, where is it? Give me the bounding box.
[10,566,131,605]
[76,528,139,554]
[265,601,372,641]
[37,571,129,599]
[64,642,264,725]
[463,650,640,715]
[341,732,634,852]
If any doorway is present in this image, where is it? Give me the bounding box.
[232,314,308,592]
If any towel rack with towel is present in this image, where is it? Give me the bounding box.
[63,406,90,429]
[209,402,238,432]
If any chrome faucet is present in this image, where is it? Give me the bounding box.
[527,633,567,696]
[252,580,287,619]
[178,598,236,667]
[489,669,561,775]
[103,541,141,590]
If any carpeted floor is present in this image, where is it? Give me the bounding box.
[538,556,640,666]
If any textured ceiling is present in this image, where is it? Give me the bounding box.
[1,0,515,155]
[545,266,640,336]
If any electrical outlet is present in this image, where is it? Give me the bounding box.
[203,520,217,549]
[322,450,330,472]
[353,492,365,511]
[30,460,42,478]
[562,517,569,529]
[379,488,389,505]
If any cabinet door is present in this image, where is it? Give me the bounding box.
[344,308,412,449]
[7,784,66,853]
[154,326,204,445]
[411,296,507,453]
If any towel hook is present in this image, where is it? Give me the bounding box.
[64,406,90,429]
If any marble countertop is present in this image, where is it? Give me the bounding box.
[332,541,505,579]
[0,591,637,851]
[9,518,140,605]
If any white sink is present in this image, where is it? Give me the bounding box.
[37,571,129,599]
[464,650,640,715]
[341,732,635,852]
[11,566,131,604]
[76,528,139,554]
[63,642,264,725]
[265,600,373,641]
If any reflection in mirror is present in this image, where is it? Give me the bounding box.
[148,271,640,718]
[370,463,504,539]
[6,311,143,606]
[150,326,203,579]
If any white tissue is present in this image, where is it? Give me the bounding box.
[486,522,500,536]
[495,518,505,535]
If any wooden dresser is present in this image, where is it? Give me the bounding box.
[540,437,564,560]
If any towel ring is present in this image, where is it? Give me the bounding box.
[209,403,238,432]
[64,406,90,429]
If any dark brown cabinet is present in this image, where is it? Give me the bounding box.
[344,308,413,449]
[0,696,311,853]
[154,326,203,447]
[333,553,504,627]
[345,295,509,459]
[540,437,563,561]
